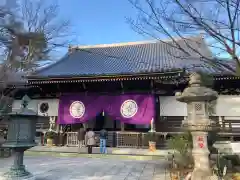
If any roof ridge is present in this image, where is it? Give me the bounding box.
[29,35,206,77]
[69,35,203,50]
[72,40,158,49]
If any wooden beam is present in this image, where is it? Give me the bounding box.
[82,82,86,90]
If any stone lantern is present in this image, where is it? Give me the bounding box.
[2,95,39,179]
[176,73,218,180]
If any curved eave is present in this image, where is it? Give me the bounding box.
[214,75,240,80]
[182,74,240,81]
[27,71,184,84]
[26,72,238,85]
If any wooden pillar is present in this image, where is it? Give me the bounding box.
[59,125,63,133]
[83,123,88,131]
[218,116,223,128]
[121,122,125,131]
[164,133,167,140]
[153,95,160,132]
[229,122,232,130]
[55,117,60,133]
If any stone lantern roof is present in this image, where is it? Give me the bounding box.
[176,72,218,102]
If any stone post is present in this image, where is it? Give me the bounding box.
[176,73,218,180]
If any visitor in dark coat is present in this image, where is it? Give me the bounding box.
[77,127,85,153]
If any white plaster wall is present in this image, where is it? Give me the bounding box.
[12,99,59,116]
[159,96,187,116]
[216,95,240,116]
[12,100,38,112]
[159,95,240,117]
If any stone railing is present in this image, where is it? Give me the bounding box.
[65,131,167,148]
[66,131,115,147]
[41,130,240,148]
[230,142,240,157]
[213,141,233,154]
[213,141,240,156]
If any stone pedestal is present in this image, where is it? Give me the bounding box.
[4,148,32,179]
[191,132,211,179]
[176,73,219,180]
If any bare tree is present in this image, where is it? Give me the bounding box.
[1,0,75,71]
[18,0,75,70]
[127,0,239,73]
[0,0,75,120]
[0,4,24,117]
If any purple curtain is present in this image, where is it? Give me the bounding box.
[57,94,155,125]
[57,94,103,124]
[104,94,155,125]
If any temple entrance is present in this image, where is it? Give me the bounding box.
[94,113,105,131]
[57,114,152,147]
[70,113,118,131]
[69,114,150,132]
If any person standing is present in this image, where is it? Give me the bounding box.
[99,128,107,154]
[77,127,85,153]
[85,128,96,154]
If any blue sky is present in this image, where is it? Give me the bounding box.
[57,0,149,46]
[2,0,231,60]
[56,0,232,59]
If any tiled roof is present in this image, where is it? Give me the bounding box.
[31,36,235,77]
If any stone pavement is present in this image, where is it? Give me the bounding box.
[0,155,170,180]
[28,146,172,156]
